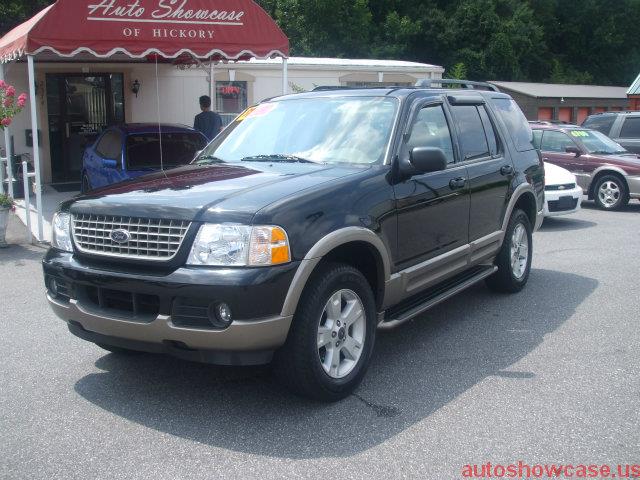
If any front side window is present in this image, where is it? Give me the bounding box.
[195,96,398,165]
[540,130,575,153]
[126,133,207,170]
[532,130,543,149]
[451,105,490,160]
[406,104,455,164]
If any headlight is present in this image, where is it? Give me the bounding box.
[187,224,291,267]
[52,212,73,252]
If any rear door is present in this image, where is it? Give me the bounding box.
[539,130,590,190]
[449,99,512,241]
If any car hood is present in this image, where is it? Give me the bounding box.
[66,162,369,223]
[544,162,576,185]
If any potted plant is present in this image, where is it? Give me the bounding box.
[0,193,15,248]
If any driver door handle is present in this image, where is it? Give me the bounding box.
[500,164,514,176]
[449,177,466,189]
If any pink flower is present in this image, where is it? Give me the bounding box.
[17,98,26,108]
[18,93,27,102]
[0,80,5,89]
[5,86,15,97]
[1,118,12,126]
[3,98,13,108]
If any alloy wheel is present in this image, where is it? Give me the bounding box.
[598,180,621,208]
[510,223,529,280]
[317,289,366,379]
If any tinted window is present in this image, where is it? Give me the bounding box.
[492,98,534,152]
[532,129,543,149]
[126,133,207,170]
[96,130,122,160]
[620,117,640,138]
[478,106,499,156]
[540,130,576,153]
[451,105,490,160]
[406,105,455,163]
[582,114,616,135]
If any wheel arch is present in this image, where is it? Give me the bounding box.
[280,228,391,317]
[501,185,538,236]
[587,167,629,199]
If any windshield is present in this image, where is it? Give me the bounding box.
[126,132,206,170]
[570,129,628,154]
[194,96,398,165]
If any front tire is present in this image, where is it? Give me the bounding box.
[273,263,377,402]
[486,208,533,293]
[593,174,628,210]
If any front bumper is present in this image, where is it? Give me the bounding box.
[43,250,298,365]
[543,185,583,217]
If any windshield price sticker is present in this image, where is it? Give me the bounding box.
[570,131,589,137]
[246,103,277,118]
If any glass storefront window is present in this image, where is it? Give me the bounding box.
[215,81,247,114]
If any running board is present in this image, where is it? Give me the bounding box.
[379,265,497,330]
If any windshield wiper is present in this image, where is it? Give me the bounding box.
[241,154,318,164]
[195,155,226,164]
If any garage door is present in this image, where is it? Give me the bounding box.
[538,107,553,120]
[577,108,590,124]
[558,107,572,123]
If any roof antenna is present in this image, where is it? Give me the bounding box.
[154,54,165,174]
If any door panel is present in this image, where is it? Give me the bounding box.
[467,157,512,239]
[395,164,470,268]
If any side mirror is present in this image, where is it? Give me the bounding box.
[409,147,448,174]
[565,146,581,157]
[102,158,118,169]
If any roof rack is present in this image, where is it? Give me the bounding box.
[415,79,500,92]
[590,110,639,115]
[528,120,580,127]
[311,85,408,92]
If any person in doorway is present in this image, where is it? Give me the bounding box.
[193,95,222,141]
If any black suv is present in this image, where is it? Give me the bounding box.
[582,111,640,154]
[43,81,544,401]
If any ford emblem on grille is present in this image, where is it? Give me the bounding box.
[110,229,131,244]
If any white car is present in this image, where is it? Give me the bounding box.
[543,162,583,217]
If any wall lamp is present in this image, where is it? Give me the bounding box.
[131,79,141,97]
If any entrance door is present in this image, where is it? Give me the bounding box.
[46,73,124,183]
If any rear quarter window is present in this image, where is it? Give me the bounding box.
[582,115,616,135]
[619,117,640,138]
[491,98,534,152]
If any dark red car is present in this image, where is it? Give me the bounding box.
[530,122,640,210]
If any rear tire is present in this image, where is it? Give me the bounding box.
[486,208,532,293]
[273,262,377,402]
[593,174,628,210]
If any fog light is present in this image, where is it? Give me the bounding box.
[216,303,232,324]
[48,277,59,296]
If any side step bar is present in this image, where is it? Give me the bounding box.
[379,265,497,330]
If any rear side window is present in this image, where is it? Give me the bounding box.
[451,105,490,160]
[406,104,455,164]
[478,106,499,156]
[96,130,122,160]
[532,130,543,149]
[491,98,534,152]
[582,115,615,135]
[620,117,640,138]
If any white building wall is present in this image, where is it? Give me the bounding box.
[1,58,443,184]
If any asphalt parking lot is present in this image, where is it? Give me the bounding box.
[1,201,639,479]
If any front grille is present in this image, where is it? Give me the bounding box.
[545,183,576,191]
[72,214,190,261]
[548,197,579,212]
